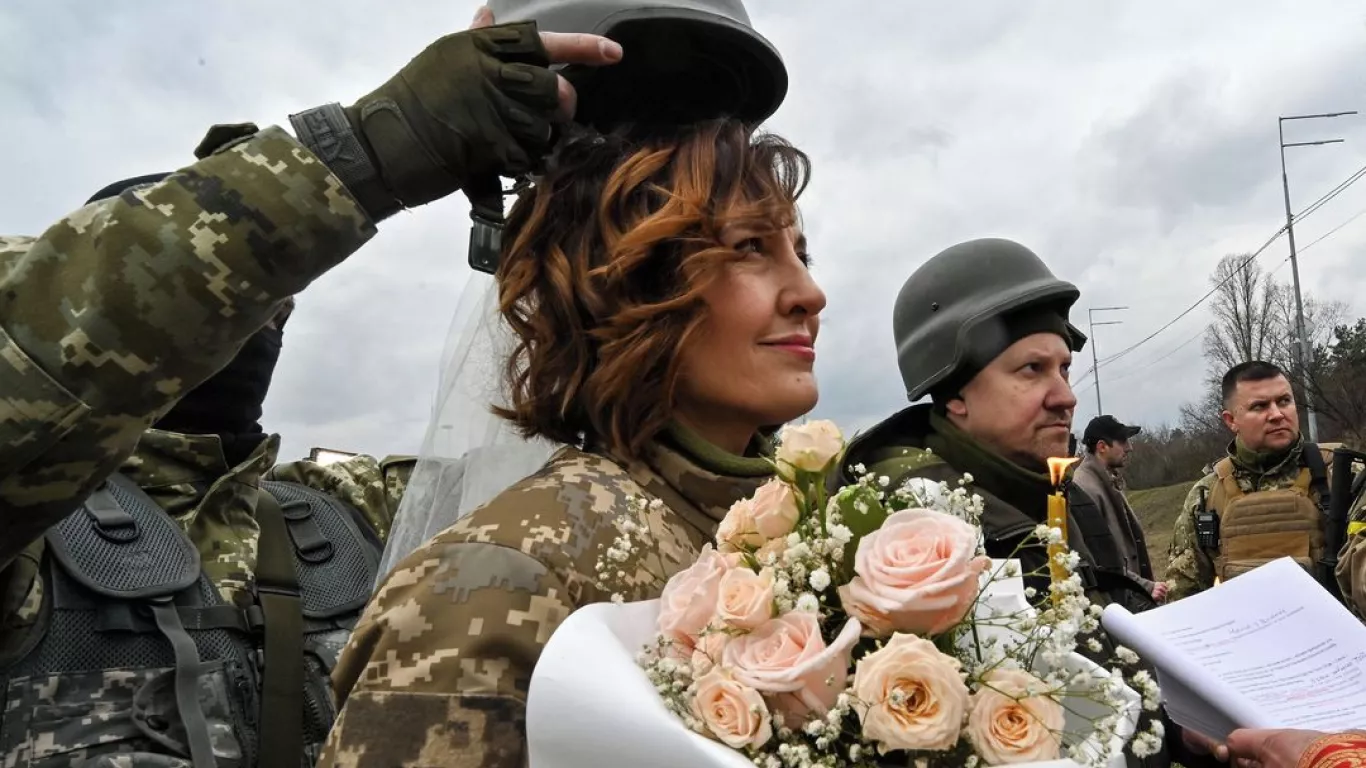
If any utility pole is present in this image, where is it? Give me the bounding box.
[1279,110,1356,443]
[1088,306,1127,416]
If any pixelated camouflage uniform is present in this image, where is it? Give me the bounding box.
[1331,468,1366,618]
[1166,437,1335,602]
[1,123,375,563]
[316,423,773,768]
[0,124,411,767]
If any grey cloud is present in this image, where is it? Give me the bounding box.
[6,0,1366,464]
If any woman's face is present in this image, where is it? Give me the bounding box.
[674,226,826,453]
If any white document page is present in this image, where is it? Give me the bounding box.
[1102,557,1366,738]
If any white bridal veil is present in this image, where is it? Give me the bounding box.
[376,272,561,581]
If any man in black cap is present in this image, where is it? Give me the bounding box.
[1074,415,1166,605]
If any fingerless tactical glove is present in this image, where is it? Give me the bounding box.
[291,22,560,222]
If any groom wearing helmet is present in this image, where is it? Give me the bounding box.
[837,237,1231,768]
[839,237,1162,611]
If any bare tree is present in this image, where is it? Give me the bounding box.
[1267,282,1348,374]
[1303,319,1366,446]
[1203,255,1279,375]
[1178,382,1226,438]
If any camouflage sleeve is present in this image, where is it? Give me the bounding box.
[266,454,416,543]
[317,539,572,768]
[315,449,675,768]
[1166,475,1217,601]
[1334,481,1366,618]
[0,125,375,569]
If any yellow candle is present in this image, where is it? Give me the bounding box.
[1046,457,1080,606]
[1046,491,1069,605]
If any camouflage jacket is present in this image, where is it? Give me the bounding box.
[316,424,773,768]
[1167,437,1332,602]
[1333,471,1366,618]
[0,123,375,573]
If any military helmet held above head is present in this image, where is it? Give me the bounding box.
[486,0,788,131]
[468,0,788,273]
[893,237,1087,402]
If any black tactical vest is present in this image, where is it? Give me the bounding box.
[0,475,382,768]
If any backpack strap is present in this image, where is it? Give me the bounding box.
[53,474,218,768]
[254,490,305,768]
[260,481,381,619]
[1301,442,1331,514]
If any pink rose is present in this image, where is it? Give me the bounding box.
[716,498,759,553]
[723,612,863,719]
[691,669,774,750]
[716,567,777,631]
[749,479,801,541]
[691,630,730,678]
[966,668,1065,765]
[839,508,989,637]
[852,633,970,752]
[658,545,731,649]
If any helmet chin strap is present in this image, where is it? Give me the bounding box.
[465,172,536,275]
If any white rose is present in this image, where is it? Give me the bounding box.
[777,420,845,473]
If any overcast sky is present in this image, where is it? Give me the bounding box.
[4,1,1365,462]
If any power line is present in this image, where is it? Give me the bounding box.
[1103,329,1204,385]
[1269,206,1366,277]
[1081,198,1366,391]
[1292,164,1366,224]
[1076,161,1366,380]
[1083,225,1286,374]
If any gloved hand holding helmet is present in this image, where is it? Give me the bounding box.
[288,0,788,270]
[288,7,624,224]
[461,0,789,272]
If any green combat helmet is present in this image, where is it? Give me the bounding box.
[893,237,1087,402]
[467,0,787,273]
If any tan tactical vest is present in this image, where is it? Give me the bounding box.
[1208,445,1334,582]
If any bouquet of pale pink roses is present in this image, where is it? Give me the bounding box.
[527,420,1161,768]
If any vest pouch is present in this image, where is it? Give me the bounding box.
[1215,488,1323,581]
[1,662,247,768]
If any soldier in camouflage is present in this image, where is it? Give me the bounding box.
[316,115,819,766]
[1,13,623,768]
[1167,361,1341,602]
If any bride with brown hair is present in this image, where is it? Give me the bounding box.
[318,115,828,765]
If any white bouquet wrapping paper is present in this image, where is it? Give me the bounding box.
[526,560,1140,768]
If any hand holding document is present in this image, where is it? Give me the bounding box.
[1101,557,1366,741]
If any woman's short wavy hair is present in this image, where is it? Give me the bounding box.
[493,118,811,459]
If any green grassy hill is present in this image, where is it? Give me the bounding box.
[1127,480,1196,578]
